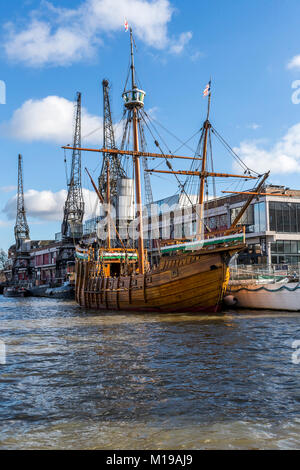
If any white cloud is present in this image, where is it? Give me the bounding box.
[1,96,103,145]
[4,19,95,67]
[3,189,67,221]
[0,220,12,227]
[287,55,300,70]
[4,0,191,67]
[3,187,101,222]
[0,185,17,193]
[190,50,203,62]
[169,31,193,55]
[246,123,261,130]
[234,123,300,174]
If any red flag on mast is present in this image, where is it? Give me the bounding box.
[124,19,129,32]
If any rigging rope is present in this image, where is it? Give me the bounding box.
[211,126,260,176]
[145,113,200,155]
[139,110,210,231]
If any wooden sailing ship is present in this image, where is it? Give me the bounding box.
[63,28,269,313]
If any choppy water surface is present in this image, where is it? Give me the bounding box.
[0,296,299,450]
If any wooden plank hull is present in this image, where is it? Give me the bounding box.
[76,244,244,313]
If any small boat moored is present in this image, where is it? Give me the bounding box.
[3,286,30,298]
[226,265,300,311]
[45,282,74,300]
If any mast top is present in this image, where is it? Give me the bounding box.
[130,27,136,90]
[122,27,146,109]
[204,79,212,123]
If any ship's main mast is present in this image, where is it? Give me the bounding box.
[122,28,146,274]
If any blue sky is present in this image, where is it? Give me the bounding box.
[1,0,300,250]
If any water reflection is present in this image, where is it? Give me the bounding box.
[0,297,299,449]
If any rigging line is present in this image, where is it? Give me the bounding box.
[92,161,102,174]
[139,111,209,228]
[150,174,173,183]
[82,126,102,141]
[183,127,204,197]
[140,111,189,184]
[208,129,217,207]
[141,110,200,194]
[140,112,191,195]
[150,160,166,171]
[137,112,154,205]
[116,107,128,127]
[140,109,173,154]
[172,128,203,156]
[143,111,201,155]
[142,115,200,200]
[123,60,131,93]
[211,126,260,176]
[134,69,143,91]
[211,127,249,172]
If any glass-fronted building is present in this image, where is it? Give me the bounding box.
[205,185,300,265]
[150,185,300,265]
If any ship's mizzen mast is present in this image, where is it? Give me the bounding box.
[15,154,30,250]
[197,90,212,240]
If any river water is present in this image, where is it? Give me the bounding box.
[0,295,299,450]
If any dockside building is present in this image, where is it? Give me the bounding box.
[147,185,300,265]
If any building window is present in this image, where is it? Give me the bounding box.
[231,205,254,232]
[269,202,300,233]
[254,202,266,232]
[230,202,266,233]
[271,240,300,265]
[206,213,228,231]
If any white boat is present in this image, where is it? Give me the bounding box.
[225,266,300,311]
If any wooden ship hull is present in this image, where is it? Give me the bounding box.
[75,243,244,313]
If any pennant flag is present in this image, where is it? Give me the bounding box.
[203,81,211,97]
[124,19,129,32]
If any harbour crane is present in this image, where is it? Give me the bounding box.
[99,79,126,201]
[61,92,85,239]
[14,154,30,251]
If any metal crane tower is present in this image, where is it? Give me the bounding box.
[61,92,85,239]
[99,79,125,200]
[14,154,30,250]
